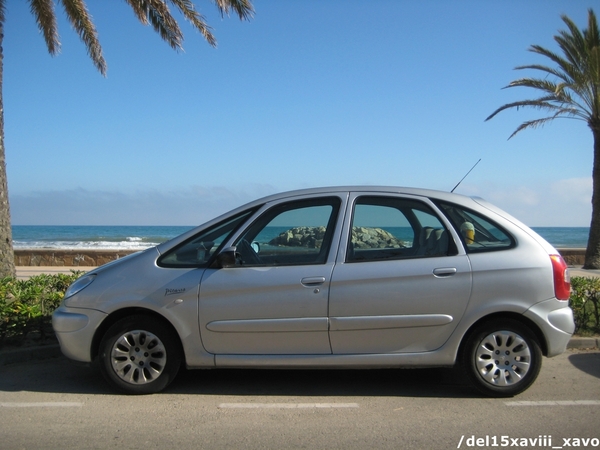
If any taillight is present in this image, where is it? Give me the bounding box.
[550,254,571,300]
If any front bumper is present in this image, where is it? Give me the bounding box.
[52,306,108,363]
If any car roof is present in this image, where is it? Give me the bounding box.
[242,185,474,207]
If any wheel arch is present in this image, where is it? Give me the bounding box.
[457,312,548,359]
[91,307,184,362]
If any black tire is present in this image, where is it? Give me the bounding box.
[461,318,542,397]
[98,315,182,394]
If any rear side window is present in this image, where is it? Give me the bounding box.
[437,202,514,253]
[347,196,456,262]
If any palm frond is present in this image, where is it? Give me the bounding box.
[560,14,587,52]
[506,78,589,113]
[486,98,563,121]
[556,17,587,71]
[59,0,106,75]
[0,0,5,24]
[125,0,184,50]
[486,92,586,120]
[124,0,148,26]
[515,62,571,84]
[586,9,600,49]
[527,43,587,89]
[29,0,60,55]
[23,0,254,75]
[169,0,216,47]
[488,9,600,137]
[145,0,183,50]
[508,116,565,139]
[528,45,585,91]
[213,0,254,20]
[528,44,572,75]
[506,77,561,94]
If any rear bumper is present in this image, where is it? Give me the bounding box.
[524,299,574,357]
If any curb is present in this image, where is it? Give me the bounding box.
[1,338,598,367]
[566,337,600,350]
[0,344,63,367]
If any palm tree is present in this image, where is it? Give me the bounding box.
[0,0,254,278]
[486,9,600,269]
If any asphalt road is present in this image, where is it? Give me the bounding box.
[0,350,598,449]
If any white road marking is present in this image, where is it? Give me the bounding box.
[0,402,83,408]
[505,400,600,406]
[218,403,359,409]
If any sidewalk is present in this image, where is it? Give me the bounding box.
[16,266,96,280]
[568,266,600,278]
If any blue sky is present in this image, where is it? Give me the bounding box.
[3,1,595,226]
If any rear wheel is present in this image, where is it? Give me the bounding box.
[462,319,542,397]
[98,315,182,394]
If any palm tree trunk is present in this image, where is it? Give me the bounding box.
[0,21,16,278]
[584,126,600,269]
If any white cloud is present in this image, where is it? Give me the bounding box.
[10,179,594,227]
[550,177,592,203]
[457,178,592,227]
[10,184,277,225]
[487,186,541,207]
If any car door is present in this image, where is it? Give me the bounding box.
[329,193,472,354]
[198,195,344,355]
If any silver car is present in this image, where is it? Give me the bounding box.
[52,186,574,396]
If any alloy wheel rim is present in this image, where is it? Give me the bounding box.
[474,330,531,387]
[110,330,167,385]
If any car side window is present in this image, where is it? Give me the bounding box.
[233,197,341,266]
[437,202,515,252]
[158,209,256,268]
[347,196,454,262]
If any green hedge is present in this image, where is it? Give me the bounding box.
[0,273,598,349]
[0,272,83,347]
[570,276,600,336]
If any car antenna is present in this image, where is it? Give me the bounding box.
[451,159,481,193]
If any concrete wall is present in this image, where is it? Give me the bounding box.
[557,249,585,266]
[14,248,586,267]
[14,250,138,267]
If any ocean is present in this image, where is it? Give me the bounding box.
[11,225,591,250]
[11,225,193,251]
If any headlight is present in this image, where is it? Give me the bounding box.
[65,274,97,299]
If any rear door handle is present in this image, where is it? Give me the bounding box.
[433,268,457,278]
[301,277,326,287]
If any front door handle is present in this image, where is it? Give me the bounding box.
[433,267,457,278]
[301,277,326,287]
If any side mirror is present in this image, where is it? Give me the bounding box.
[212,246,238,268]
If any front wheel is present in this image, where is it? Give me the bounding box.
[98,315,182,394]
[462,319,542,397]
